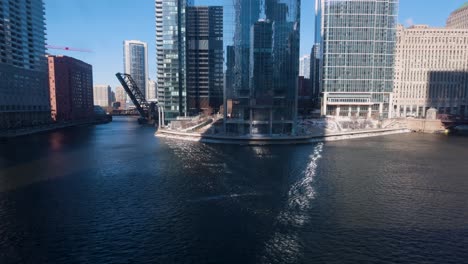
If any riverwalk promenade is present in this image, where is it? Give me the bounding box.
[156,127,411,145]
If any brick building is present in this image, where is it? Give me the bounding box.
[48,55,94,122]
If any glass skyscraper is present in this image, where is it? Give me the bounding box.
[156,0,300,133]
[124,40,149,105]
[186,6,224,116]
[316,0,399,119]
[224,0,301,135]
[155,0,191,120]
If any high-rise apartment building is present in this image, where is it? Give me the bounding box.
[0,0,50,129]
[93,85,112,108]
[186,6,224,115]
[299,54,311,78]
[124,40,149,105]
[155,0,189,119]
[446,3,468,29]
[47,56,94,122]
[316,0,399,118]
[393,25,468,118]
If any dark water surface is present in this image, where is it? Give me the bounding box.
[1,117,467,264]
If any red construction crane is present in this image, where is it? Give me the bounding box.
[46,45,93,53]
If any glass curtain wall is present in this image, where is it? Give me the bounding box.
[156,0,192,119]
[186,6,224,115]
[317,0,399,118]
[191,0,300,136]
[129,44,147,98]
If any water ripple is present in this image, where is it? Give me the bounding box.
[260,143,324,263]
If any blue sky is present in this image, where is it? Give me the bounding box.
[44,0,468,89]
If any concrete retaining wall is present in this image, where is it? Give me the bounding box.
[156,128,411,145]
[406,119,445,133]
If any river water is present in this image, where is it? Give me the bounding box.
[1,117,467,264]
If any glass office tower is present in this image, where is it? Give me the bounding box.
[160,0,300,133]
[316,0,398,119]
[223,0,301,135]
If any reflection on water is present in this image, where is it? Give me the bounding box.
[261,143,323,263]
[0,117,468,264]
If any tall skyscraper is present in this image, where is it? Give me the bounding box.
[225,0,301,135]
[155,0,190,119]
[186,6,224,115]
[155,0,300,134]
[316,0,399,118]
[250,20,274,100]
[93,85,112,108]
[446,3,468,29]
[0,0,49,129]
[393,24,468,118]
[47,56,94,122]
[299,54,311,78]
[124,40,149,104]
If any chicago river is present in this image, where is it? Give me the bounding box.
[1,117,467,263]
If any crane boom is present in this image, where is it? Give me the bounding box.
[46,45,92,53]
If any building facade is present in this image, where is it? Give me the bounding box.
[299,54,311,78]
[93,85,112,108]
[393,25,468,118]
[224,0,301,135]
[310,44,321,102]
[114,86,127,110]
[298,76,314,116]
[186,6,224,115]
[316,0,399,118]
[148,79,157,101]
[446,3,468,29]
[155,0,191,119]
[155,0,300,134]
[0,0,50,129]
[124,40,149,107]
[47,56,94,122]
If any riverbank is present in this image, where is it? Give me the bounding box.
[0,118,111,139]
[156,128,411,145]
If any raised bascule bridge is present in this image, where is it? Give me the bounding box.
[115,73,159,126]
